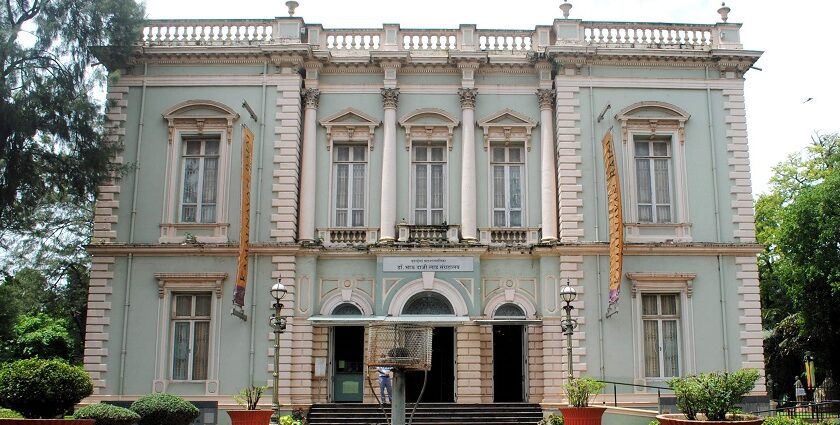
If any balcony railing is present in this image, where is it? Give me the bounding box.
[137,19,742,53]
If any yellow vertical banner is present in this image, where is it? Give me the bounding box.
[233,125,254,314]
[602,129,624,317]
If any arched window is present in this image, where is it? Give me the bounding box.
[494,303,526,319]
[332,303,363,316]
[402,291,454,315]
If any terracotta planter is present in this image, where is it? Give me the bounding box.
[656,413,764,425]
[0,420,95,425]
[559,407,607,425]
[227,409,274,425]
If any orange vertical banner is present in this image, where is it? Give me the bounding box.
[233,125,254,315]
[602,129,624,317]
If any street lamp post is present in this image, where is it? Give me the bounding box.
[269,280,288,424]
[559,280,578,380]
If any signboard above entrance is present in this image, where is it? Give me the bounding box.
[383,257,474,272]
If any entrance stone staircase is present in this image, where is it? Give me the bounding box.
[307,403,544,425]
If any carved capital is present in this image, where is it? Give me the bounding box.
[381,88,400,109]
[302,88,320,109]
[458,88,478,109]
[536,89,556,110]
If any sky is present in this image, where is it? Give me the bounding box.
[142,0,840,196]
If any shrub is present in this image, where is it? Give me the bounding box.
[538,413,564,425]
[0,358,93,418]
[233,385,266,410]
[280,415,303,425]
[763,417,809,425]
[668,369,760,421]
[563,377,605,407]
[74,403,141,425]
[818,420,840,425]
[130,393,199,425]
[0,408,23,419]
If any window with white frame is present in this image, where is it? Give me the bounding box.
[159,100,238,244]
[627,272,695,385]
[333,145,366,227]
[412,144,447,225]
[634,136,673,224]
[641,293,680,378]
[491,146,524,227]
[170,292,212,380]
[616,101,691,243]
[179,137,220,223]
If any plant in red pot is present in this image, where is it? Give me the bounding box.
[0,358,94,424]
[657,369,762,425]
[559,377,607,425]
[227,386,273,425]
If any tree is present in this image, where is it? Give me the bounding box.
[4,313,73,360]
[756,133,840,399]
[0,0,145,231]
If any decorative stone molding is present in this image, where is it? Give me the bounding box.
[380,87,400,109]
[387,277,469,316]
[154,272,229,298]
[301,88,320,108]
[162,99,240,144]
[626,272,696,298]
[318,108,381,151]
[477,108,537,151]
[398,108,460,151]
[457,88,478,109]
[319,291,374,316]
[536,89,556,109]
[483,291,538,318]
[734,256,766,392]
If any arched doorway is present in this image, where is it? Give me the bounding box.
[492,303,527,402]
[331,303,364,402]
[402,292,456,403]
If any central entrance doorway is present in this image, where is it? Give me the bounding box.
[406,327,455,402]
[493,324,526,402]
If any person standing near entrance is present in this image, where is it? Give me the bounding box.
[377,366,393,403]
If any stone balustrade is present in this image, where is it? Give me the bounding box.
[138,19,743,52]
[582,22,713,48]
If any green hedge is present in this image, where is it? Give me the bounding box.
[0,408,23,419]
[0,358,93,419]
[763,417,809,425]
[130,394,199,425]
[74,403,141,425]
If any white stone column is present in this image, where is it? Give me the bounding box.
[458,88,478,242]
[297,88,319,242]
[538,89,558,242]
[379,88,399,241]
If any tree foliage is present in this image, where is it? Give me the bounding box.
[0,0,145,231]
[5,312,73,360]
[756,133,840,399]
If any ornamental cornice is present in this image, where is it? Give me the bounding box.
[319,107,381,151]
[477,108,537,151]
[546,48,761,71]
[398,108,460,151]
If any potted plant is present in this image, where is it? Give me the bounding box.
[559,377,606,425]
[227,386,273,425]
[0,358,95,424]
[657,369,762,425]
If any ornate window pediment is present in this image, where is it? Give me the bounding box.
[319,108,381,150]
[399,108,460,151]
[477,109,537,151]
[615,101,690,142]
[162,100,239,144]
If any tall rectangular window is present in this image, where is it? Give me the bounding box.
[634,138,672,223]
[171,293,211,380]
[333,145,366,227]
[413,145,446,225]
[642,293,680,378]
[491,146,523,227]
[180,137,219,223]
